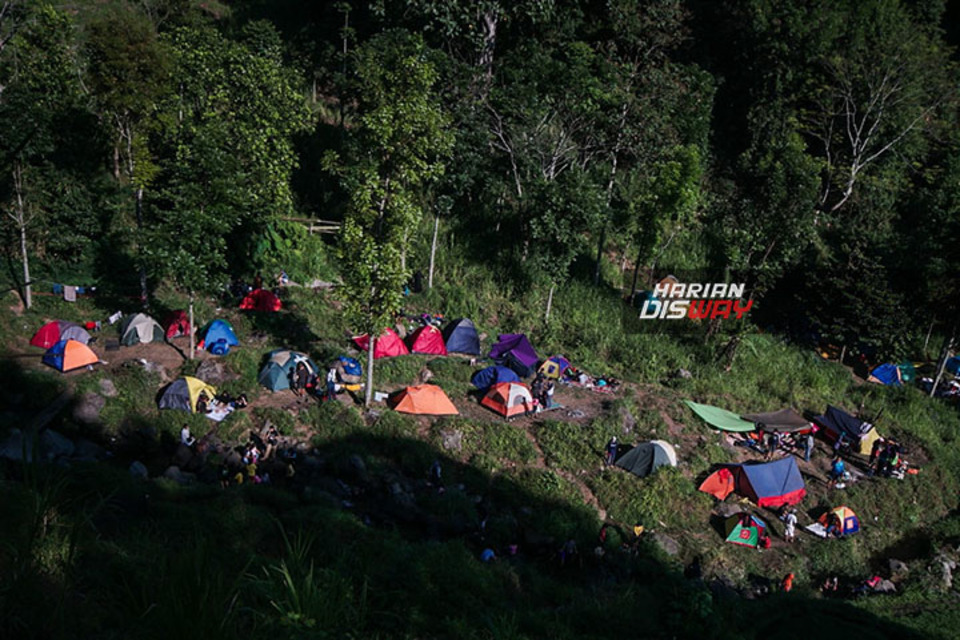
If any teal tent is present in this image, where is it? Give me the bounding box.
[259,349,319,392]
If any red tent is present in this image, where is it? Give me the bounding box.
[353,328,409,359]
[163,310,191,339]
[240,288,282,312]
[407,325,447,356]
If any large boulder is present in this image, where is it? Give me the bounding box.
[41,429,75,460]
[162,465,195,485]
[73,438,107,462]
[98,378,119,398]
[441,429,463,453]
[650,532,681,556]
[0,429,34,461]
[138,359,170,383]
[73,392,106,425]
[129,460,149,480]
[194,359,233,385]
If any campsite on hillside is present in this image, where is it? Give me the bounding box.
[2,1,960,639]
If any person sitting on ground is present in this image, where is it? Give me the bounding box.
[262,425,279,460]
[180,424,196,447]
[234,393,248,409]
[195,392,211,414]
[829,455,846,488]
[821,575,839,595]
[826,512,843,538]
[757,532,772,551]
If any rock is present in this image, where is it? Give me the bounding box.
[73,438,107,461]
[0,429,34,461]
[194,359,233,385]
[889,558,909,575]
[619,405,636,434]
[98,378,119,398]
[676,368,693,379]
[441,429,463,453]
[349,454,367,475]
[876,579,897,593]
[162,465,195,485]
[419,367,434,383]
[138,359,170,383]
[129,460,148,480]
[717,503,744,519]
[5,289,24,315]
[73,392,106,425]
[566,409,586,419]
[650,532,680,556]
[172,444,194,468]
[41,429,75,460]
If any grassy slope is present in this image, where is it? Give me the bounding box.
[1,255,959,639]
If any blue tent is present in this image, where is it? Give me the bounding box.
[443,318,481,355]
[201,320,239,355]
[339,355,362,377]
[947,356,960,376]
[738,457,806,507]
[471,365,520,390]
[869,363,902,386]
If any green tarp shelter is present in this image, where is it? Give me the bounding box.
[614,440,677,478]
[684,401,755,432]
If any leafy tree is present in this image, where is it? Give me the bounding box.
[0,3,80,308]
[327,30,453,405]
[85,5,171,302]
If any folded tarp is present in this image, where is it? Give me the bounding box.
[684,401,755,432]
[741,409,812,433]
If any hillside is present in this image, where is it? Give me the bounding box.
[3,276,960,640]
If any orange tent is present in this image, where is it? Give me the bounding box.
[698,467,736,500]
[42,339,99,372]
[481,382,534,418]
[390,385,459,416]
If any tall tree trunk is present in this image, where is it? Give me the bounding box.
[135,186,147,305]
[477,10,498,100]
[428,214,439,289]
[11,161,30,308]
[365,335,376,407]
[594,106,626,286]
[188,297,195,360]
[593,224,607,287]
[930,331,955,398]
[629,245,643,303]
[923,320,935,358]
[545,283,556,323]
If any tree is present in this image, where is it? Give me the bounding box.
[85,5,171,303]
[0,4,80,308]
[327,30,453,406]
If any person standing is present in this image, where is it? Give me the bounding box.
[803,432,815,462]
[783,508,798,543]
[605,436,618,465]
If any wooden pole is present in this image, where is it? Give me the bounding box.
[189,299,195,360]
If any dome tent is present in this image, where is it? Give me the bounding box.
[31,320,91,349]
[614,440,677,478]
[120,313,165,345]
[43,340,99,372]
[158,376,217,412]
[481,382,534,418]
[390,385,459,416]
[258,350,319,392]
[442,318,481,355]
[198,320,239,356]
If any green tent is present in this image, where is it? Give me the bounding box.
[684,401,755,432]
[258,349,319,392]
[724,512,767,547]
[614,441,677,478]
[120,313,165,346]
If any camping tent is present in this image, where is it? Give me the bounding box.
[813,405,882,456]
[390,384,460,416]
[724,513,767,547]
[443,318,481,355]
[199,320,239,355]
[240,288,282,312]
[685,401,756,432]
[408,325,448,356]
[539,355,571,379]
[163,310,191,339]
[120,313,164,346]
[258,350,319,392]
[614,441,677,478]
[489,333,539,377]
[868,363,902,386]
[31,321,91,349]
[947,356,960,376]
[42,340,99,372]
[158,376,217,412]
[353,328,409,359]
[818,505,860,535]
[471,365,520,390]
[699,458,806,507]
[741,409,813,433]
[481,382,534,418]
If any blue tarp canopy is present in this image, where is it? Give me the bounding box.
[471,365,520,390]
[869,363,902,386]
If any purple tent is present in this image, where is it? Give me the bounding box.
[489,333,539,377]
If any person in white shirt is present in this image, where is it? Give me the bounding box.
[783,508,798,543]
[181,424,196,447]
